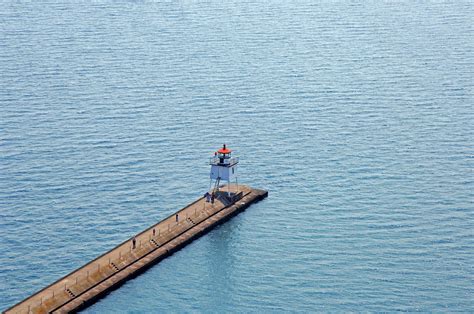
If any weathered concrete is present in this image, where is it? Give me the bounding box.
[4,185,267,314]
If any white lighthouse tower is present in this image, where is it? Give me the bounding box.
[209,144,239,197]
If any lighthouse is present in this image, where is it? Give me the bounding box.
[209,144,239,197]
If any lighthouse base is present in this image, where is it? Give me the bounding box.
[215,189,243,206]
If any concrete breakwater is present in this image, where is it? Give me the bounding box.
[5,185,268,314]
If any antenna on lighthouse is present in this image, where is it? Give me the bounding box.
[209,144,239,199]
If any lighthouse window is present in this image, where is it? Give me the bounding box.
[232,168,234,174]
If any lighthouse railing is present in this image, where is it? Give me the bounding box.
[209,156,239,166]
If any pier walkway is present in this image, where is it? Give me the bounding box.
[5,185,267,314]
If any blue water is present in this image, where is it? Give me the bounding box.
[1,1,473,312]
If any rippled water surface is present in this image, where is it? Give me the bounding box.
[1,1,473,312]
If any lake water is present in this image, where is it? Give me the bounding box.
[1,1,473,312]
